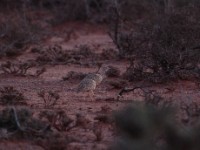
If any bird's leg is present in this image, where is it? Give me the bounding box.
[89,90,95,101]
[91,90,94,97]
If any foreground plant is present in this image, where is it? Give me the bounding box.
[1,61,34,76]
[112,102,200,150]
[0,86,27,105]
[38,90,60,108]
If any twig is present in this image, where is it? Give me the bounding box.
[10,107,51,136]
[117,86,144,100]
[11,106,25,132]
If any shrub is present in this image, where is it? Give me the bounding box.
[110,0,200,82]
[62,71,86,81]
[38,90,60,108]
[0,86,27,105]
[105,66,120,77]
[39,0,110,24]
[0,12,43,58]
[36,44,70,65]
[70,44,99,66]
[101,48,118,60]
[0,61,35,76]
[0,107,32,130]
[112,102,200,150]
[0,106,50,140]
[39,110,73,131]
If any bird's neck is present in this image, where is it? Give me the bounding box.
[97,72,106,79]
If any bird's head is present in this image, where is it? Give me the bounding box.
[98,65,111,77]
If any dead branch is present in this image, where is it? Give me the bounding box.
[117,86,145,100]
[10,107,51,137]
[11,107,25,132]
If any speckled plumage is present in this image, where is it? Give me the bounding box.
[84,73,103,85]
[76,66,110,100]
[77,78,96,93]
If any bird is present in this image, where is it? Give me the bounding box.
[76,65,110,100]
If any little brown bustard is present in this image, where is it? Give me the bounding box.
[76,65,110,100]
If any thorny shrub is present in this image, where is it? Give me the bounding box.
[47,0,88,25]
[122,60,146,82]
[0,107,31,130]
[35,67,47,77]
[0,13,43,58]
[101,48,118,60]
[0,0,28,10]
[105,66,120,77]
[38,90,60,108]
[36,44,100,66]
[180,101,200,125]
[112,101,200,150]
[0,106,70,149]
[62,71,86,81]
[0,0,111,24]
[0,86,27,105]
[39,0,111,24]
[0,106,71,149]
[110,0,200,83]
[70,44,99,66]
[39,110,73,131]
[0,106,51,140]
[73,44,95,58]
[0,61,35,76]
[36,44,70,65]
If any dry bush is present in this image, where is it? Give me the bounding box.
[48,0,88,25]
[180,101,200,125]
[38,90,60,108]
[0,13,43,58]
[112,101,200,150]
[35,67,46,77]
[122,61,146,82]
[30,45,43,53]
[62,71,86,81]
[0,0,111,23]
[0,87,27,105]
[0,106,70,147]
[101,48,118,60]
[144,13,200,75]
[38,0,110,25]
[0,107,32,130]
[0,106,51,140]
[105,66,120,77]
[73,45,96,58]
[0,0,27,10]
[36,44,70,65]
[93,123,103,142]
[143,90,172,108]
[39,110,73,131]
[107,0,156,58]
[36,44,99,66]
[0,61,35,76]
[117,86,172,108]
[106,79,128,90]
[110,0,200,83]
[70,44,99,66]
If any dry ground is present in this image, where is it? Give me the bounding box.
[0,22,200,150]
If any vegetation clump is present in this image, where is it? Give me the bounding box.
[0,86,27,105]
[112,101,200,150]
